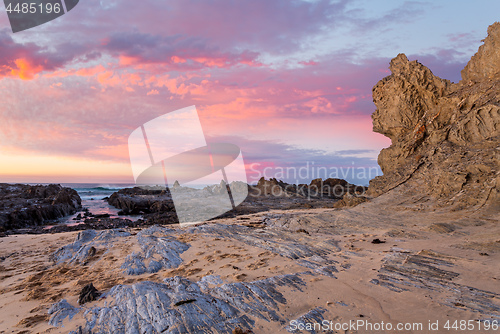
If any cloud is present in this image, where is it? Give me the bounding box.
[205,135,382,185]
[0,29,93,79]
[0,0,468,83]
[1,0,481,184]
[342,1,428,39]
[102,31,262,69]
[101,0,349,55]
[0,29,49,79]
[0,0,348,77]
[0,47,391,165]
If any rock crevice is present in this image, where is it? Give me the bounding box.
[369,22,500,211]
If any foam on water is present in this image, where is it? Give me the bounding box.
[59,183,141,223]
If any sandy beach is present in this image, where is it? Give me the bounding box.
[1,187,499,333]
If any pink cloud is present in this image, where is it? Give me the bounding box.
[97,71,121,86]
[146,89,159,95]
[82,0,346,54]
[304,97,334,114]
[0,29,92,80]
[298,60,319,66]
[9,58,44,80]
[76,65,107,77]
[0,0,490,185]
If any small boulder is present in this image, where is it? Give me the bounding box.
[78,283,100,305]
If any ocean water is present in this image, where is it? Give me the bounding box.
[30,182,217,226]
[62,183,134,201]
[60,183,141,224]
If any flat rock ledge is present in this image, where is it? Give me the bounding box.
[44,218,500,333]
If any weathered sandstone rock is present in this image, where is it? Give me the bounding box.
[369,22,500,211]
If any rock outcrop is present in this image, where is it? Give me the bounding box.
[462,23,500,83]
[106,178,366,223]
[369,22,500,211]
[107,187,179,225]
[253,177,366,199]
[107,187,174,215]
[0,184,81,231]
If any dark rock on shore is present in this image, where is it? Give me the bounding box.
[0,184,81,231]
[107,187,179,225]
[107,187,178,225]
[107,187,175,215]
[105,178,366,224]
[78,283,100,305]
[214,177,368,217]
[253,177,366,199]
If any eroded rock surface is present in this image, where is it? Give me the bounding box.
[371,249,500,319]
[286,307,328,334]
[462,22,500,83]
[45,220,348,333]
[48,299,79,327]
[369,22,500,211]
[121,226,189,275]
[43,216,499,333]
[71,274,305,334]
[51,226,190,276]
[51,229,131,265]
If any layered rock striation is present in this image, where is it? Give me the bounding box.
[369,22,500,211]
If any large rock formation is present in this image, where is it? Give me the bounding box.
[0,184,82,231]
[462,23,500,83]
[107,187,174,215]
[107,187,178,225]
[369,22,500,211]
[253,177,366,199]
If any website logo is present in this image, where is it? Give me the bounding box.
[128,106,248,224]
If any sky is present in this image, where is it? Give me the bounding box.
[0,0,499,185]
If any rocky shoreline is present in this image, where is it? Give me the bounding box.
[0,177,367,236]
[0,184,81,235]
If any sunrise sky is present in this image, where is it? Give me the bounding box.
[0,0,499,185]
